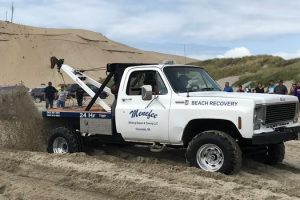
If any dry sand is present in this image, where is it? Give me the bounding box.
[1,87,300,200]
[0,86,46,151]
[1,142,300,200]
[0,21,196,88]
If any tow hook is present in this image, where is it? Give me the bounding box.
[150,142,165,152]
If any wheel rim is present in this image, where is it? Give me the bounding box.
[53,137,69,153]
[196,144,224,172]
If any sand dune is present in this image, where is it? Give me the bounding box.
[0,21,196,87]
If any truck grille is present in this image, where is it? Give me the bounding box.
[265,103,297,124]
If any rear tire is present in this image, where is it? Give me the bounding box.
[47,127,81,153]
[186,130,242,174]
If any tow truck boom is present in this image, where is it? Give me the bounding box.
[50,57,112,112]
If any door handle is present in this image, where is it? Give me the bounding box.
[121,98,132,102]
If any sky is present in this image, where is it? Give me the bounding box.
[2,0,300,60]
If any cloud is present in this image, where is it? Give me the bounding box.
[3,0,300,43]
[178,1,300,42]
[1,0,300,57]
[273,50,300,59]
[218,47,251,58]
[190,47,251,60]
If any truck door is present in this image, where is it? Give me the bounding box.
[116,69,171,142]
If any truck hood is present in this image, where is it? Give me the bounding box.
[177,91,298,104]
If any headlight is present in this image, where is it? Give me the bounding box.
[254,105,265,130]
[254,106,264,122]
[254,123,261,130]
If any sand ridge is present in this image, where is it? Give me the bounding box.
[0,21,196,88]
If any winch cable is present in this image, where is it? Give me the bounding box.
[78,67,106,72]
[51,67,56,86]
[57,66,107,90]
[49,56,107,89]
[59,72,66,86]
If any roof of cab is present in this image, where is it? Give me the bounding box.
[106,62,203,72]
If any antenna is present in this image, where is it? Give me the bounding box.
[5,11,7,21]
[183,44,186,64]
[11,1,14,23]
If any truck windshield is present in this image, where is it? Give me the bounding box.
[164,66,221,93]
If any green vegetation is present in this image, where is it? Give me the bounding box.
[190,55,300,86]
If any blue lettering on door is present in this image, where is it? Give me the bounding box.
[129,109,158,119]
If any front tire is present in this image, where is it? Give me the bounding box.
[186,130,242,174]
[47,127,81,153]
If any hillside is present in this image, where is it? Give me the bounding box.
[191,55,300,87]
[0,21,196,87]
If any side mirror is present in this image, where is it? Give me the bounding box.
[141,85,152,101]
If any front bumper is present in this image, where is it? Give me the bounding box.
[252,126,300,145]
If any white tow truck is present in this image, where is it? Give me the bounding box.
[43,57,300,174]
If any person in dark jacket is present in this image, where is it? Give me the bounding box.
[44,82,57,109]
[289,83,297,95]
[76,87,85,106]
[293,81,300,102]
[274,80,288,95]
[236,85,244,92]
[254,83,264,93]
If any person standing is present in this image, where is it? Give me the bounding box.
[254,83,264,93]
[76,86,85,106]
[293,81,300,102]
[56,85,68,108]
[274,80,288,95]
[266,80,275,94]
[44,81,57,109]
[236,85,244,92]
[289,83,297,95]
[223,82,233,92]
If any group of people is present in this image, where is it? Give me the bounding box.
[44,82,85,109]
[224,80,300,101]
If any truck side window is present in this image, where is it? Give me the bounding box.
[126,70,168,95]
